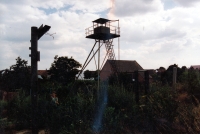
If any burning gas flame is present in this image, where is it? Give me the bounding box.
[108,0,115,19]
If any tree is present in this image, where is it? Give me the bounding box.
[0,69,11,90]
[156,67,167,84]
[83,70,98,80]
[0,57,30,92]
[108,72,132,88]
[157,64,187,85]
[165,64,185,85]
[48,55,81,85]
[188,67,200,93]
[84,70,92,79]
[10,57,30,89]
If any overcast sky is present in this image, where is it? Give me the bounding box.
[0,0,200,71]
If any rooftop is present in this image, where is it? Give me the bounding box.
[107,60,143,72]
[191,65,200,69]
[93,18,111,24]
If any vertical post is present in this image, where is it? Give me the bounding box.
[31,27,38,134]
[118,20,120,61]
[98,40,100,99]
[145,70,149,103]
[173,67,177,90]
[93,22,94,34]
[118,37,120,60]
[135,71,139,104]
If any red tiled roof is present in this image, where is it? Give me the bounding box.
[191,65,200,70]
[107,60,143,72]
[38,70,48,76]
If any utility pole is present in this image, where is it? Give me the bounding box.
[29,24,51,134]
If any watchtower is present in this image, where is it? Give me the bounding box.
[86,18,120,40]
[78,18,120,93]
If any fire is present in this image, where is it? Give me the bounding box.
[110,0,114,8]
[108,0,115,19]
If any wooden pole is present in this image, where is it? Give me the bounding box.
[145,70,149,103]
[118,20,120,61]
[173,67,177,90]
[135,71,139,104]
[30,26,38,134]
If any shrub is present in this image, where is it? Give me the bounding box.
[7,90,31,130]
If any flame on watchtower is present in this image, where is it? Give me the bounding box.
[109,0,115,19]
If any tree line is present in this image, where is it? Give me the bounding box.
[1,56,200,133]
[0,55,81,92]
[1,56,199,93]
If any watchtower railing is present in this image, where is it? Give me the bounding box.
[85,24,120,37]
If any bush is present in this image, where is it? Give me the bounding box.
[45,81,97,133]
[7,90,31,130]
[4,74,200,133]
[0,100,7,112]
[101,85,136,133]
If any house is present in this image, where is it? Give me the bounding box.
[100,60,146,81]
[37,70,50,79]
[191,65,200,70]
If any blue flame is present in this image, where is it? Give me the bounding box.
[92,81,108,133]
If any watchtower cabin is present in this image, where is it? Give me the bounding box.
[85,18,120,41]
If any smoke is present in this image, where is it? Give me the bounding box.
[108,0,115,19]
[92,81,108,133]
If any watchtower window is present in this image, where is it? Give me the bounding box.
[94,26,110,34]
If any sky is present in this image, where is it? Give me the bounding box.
[0,0,200,71]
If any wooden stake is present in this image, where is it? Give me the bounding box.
[173,67,177,90]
